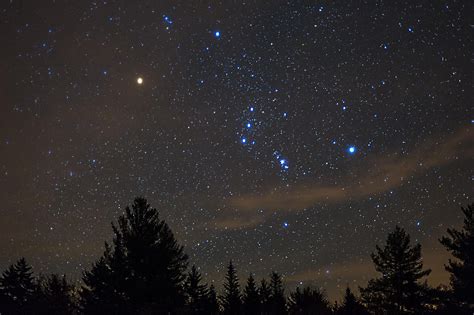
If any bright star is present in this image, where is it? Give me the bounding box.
[163,15,173,24]
[214,31,220,38]
[241,138,247,144]
[348,146,356,154]
[246,123,251,128]
[250,107,254,112]
[137,77,143,85]
[283,222,289,228]
[280,159,286,165]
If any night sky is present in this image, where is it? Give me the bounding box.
[0,1,472,300]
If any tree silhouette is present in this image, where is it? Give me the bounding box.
[288,286,331,315]
[269,271,287,314]
[80,197,189,314]
[185,265,209,314]
[0,258,37,314]
[440,203,474,310]
[36,274,75,315]
[81,248,128,314]
[335,287,368,315]
[360,226,432,314]
[205,284,220,315]
[259,278,272,315]
[243,273,260,314]
[221,261,241,315]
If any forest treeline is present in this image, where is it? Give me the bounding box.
[0,198,472,315]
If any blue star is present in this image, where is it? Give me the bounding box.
[280,159,286,165]
[283,112,287,117]
[163,15,173,25]
[214,31,221,38]
[246,122,251,128]
[241,137,247,144]
[250,106,254,112]
[283,222,289,228]
[348,146,356,154]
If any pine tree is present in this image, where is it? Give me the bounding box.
[36,274,75,315]
[360,226,431,314]
[288,286,331,315]
[336,287,368,315]
[243,273,260,314]
[185,265,209,314]
[221,261,241,315]
[0,258,38,314]
[269,271,287,314]
[81,249,128,314]
[80,197,189,314]
[259,278,272,315]
[205,284,220,315]
[440,203,474,309]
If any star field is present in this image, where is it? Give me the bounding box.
[0,1,472,300]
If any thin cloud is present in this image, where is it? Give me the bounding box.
[213,128,472,229]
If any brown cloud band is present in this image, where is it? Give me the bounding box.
[214,128,472,229]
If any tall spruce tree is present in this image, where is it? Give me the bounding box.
[221,261,241,315]
[335,287,368,315]
[36,274,75,315]
[243,273,260,314]
[440,203,474,310]
[360,226,431,314]
[259,278,272,315]
[287,286,331,315]
[269,271,287,314]
[205,284,220,315]
[0,258,38,314]
[80,197,188,314]
[185,265,209,314]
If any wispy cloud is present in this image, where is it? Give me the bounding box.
[213,128,473,229]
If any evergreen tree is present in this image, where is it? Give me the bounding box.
[81,248,128,314]
[80,197,189,314]
[360,226,432,314]
[36,274,75,315]
[440,203,474,310]
[204,284,220,315]
[269,271,287,314]
[243,273,260,314]
[185,265,209,314]
[221,261,241,315]
[0,258,38,314]
[335,287,368,315]
[259,278,272,315]
[288,286,331,315]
